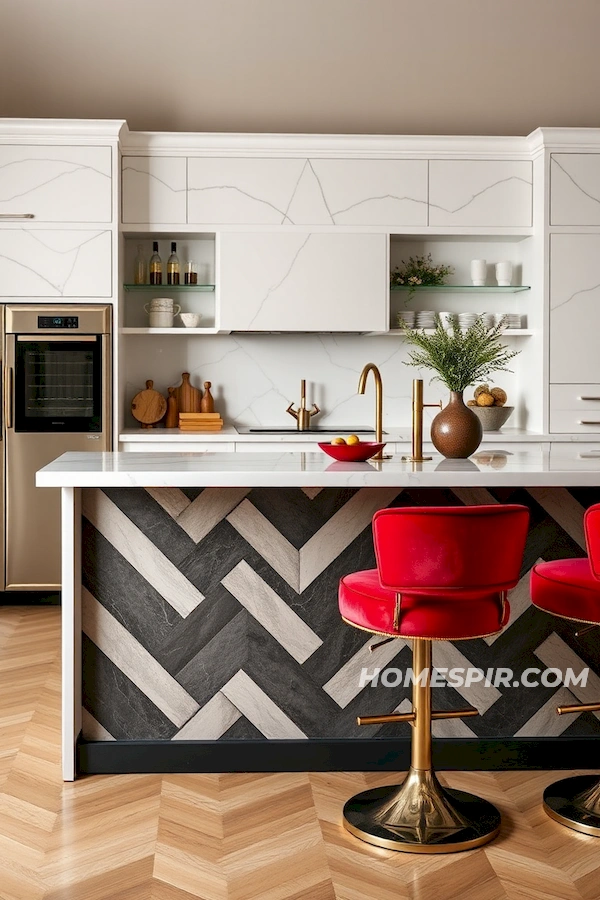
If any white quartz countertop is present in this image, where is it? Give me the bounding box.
[36,446,600,488]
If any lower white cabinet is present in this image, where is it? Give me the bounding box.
[550,233,600,382]
[550,385,600,433]
[0,230,112,297]
[218,232,388,332]
[551,154,600,225]
[428,160,532,227]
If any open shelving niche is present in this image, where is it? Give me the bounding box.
[385,234,544,433]
[120,233,219,332]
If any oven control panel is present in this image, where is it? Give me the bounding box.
[38,316,79,329]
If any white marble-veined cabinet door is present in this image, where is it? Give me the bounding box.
[550,233,600,382]
[550,154,600,225]
[292,159,428,226]
[121,157,186,224]
[0,146,112,223]
[219,232,388,331]
[0,230,112,297]
[188,158,305,225]
[429,160,532,227]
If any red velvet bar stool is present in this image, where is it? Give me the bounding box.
[339,504,529,853]
[530,502,600,838]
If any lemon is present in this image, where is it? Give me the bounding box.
[331,437,346,445]
[346,434,360,445]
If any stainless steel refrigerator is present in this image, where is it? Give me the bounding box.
[2,305,111,591]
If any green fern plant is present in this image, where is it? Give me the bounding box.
[402,315,519,393]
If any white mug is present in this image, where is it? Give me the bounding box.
[495,261,513,286]
[470,259,487,286]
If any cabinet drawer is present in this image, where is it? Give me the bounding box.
[429,160,532,227]
[0,145,112,223]
[0,230,112,297]
[551,154,600,225]
[121,157,186,224]
[550,385,600,433]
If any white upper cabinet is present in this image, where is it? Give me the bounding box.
[219,232,388,331]
[121,156,186,224]
[187,158,427,226]
[429,160,532,227]
[0,146,112,222]
[295,160,427,226]
[0,230,112,297]
[549,233,600,383]
[188,158,303,224]
[550,154,600,225]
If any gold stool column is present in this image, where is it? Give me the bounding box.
[343,639,502,853]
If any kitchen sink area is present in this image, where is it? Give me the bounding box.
[237,426,386,434]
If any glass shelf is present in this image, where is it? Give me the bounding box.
[123,284,215,292]
[390,285,531,293]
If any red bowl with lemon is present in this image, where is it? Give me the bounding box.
[318,435,386,462]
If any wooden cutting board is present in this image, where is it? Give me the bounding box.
[131,380,167,428]
[174,372,202,413]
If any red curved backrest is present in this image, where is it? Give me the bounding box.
[372,505,529,594]
[584,503,600,580]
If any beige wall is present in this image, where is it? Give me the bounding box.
[2,0,599,135]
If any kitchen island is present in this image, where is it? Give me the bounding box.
[37,447,600,780]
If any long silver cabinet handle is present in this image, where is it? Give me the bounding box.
[579,420,600,425]
[579,397,600,402]
[5,368,13,429]
[0,213,34,219]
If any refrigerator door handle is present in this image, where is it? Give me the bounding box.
[5,367,13,430]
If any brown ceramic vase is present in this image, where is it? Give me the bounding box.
[430,391,483,459]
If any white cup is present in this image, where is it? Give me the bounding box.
[495,260,513,286]
[470,259,487,286]
[438,311,455,330]
[179,312,202,328]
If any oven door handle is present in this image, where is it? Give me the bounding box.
[5,367,13,430]
[16,335,98,342]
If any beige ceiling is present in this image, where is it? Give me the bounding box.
[2,0,599,135]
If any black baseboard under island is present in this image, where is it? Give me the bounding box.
[36,448,600,779]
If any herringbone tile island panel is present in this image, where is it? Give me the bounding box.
[1,606,600,900]
[81,486,600,742]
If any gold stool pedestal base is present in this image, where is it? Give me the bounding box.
[343,767,500,854]
[544,775,600,837]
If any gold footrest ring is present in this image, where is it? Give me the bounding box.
[343,768,500,854]
[543,775,600,838]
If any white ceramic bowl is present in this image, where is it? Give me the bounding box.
[179,312,202,328]
[471,405,514,432]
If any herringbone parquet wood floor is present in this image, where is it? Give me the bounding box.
[1,605,600,900]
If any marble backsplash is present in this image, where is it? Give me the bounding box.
[124,333,521,430]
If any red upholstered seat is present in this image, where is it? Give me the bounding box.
[339,505,529,642]
[531,504,600,626]
[340,568,510,639]
[531,558,600,625]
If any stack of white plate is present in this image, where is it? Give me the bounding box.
[415,310,436,329]
[496,313,521,328]
[458,312,479,331]
[481,312,495,328]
